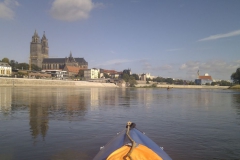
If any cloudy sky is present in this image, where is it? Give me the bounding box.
[0,0,240,80]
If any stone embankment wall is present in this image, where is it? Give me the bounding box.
[0,77,118,87]
[136,84,229,89]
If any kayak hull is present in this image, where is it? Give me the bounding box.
[93,128,172,160]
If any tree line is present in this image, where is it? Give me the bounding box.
[231,68,240,84]
[1,57,41,71]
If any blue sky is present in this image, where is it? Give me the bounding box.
[0,0,240,80]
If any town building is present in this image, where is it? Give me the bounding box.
[63,66,82,77]
[195,73,213,85]
[0,62,12,77]
[84,68,99,80]
[145,73,156,79]
[100,69,122,78]
[28,71,52,79]
[140,74,146,81]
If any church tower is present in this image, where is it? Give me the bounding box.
[41,31,49,59]
[30,30,49,69]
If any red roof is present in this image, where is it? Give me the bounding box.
[64,66,81,73]
[199,76,213,80]
[103,70,118,74]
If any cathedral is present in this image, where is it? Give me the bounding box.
[42,52,88,70]
[30,30,49,68]
[30,30,88,70]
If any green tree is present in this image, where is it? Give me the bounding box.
[153,77,164,82]
[211,82,217,86]
[31,64,41,71]
[146,78,152,82]
[231,68,240,84]
[123,69,131,76]
[128,76,137,87]
[17,63,29,70]
[151,83,157,87]
[165,78,174,84]
[188,81,195,85]
[219,80,232,86]
[122,73,130,82]
[122,74,137,87]
[78,70,84,80]
[175,79,183,85]
[104,73,111,78]
[132,74,139,80]
[10,60,18,69]
[2,57,9,64]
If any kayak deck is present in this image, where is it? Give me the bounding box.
[93,122,172,160]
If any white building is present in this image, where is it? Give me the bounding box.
[146,73,156,79]
[146,73,151,79]
[84,68,99,80]
[41,70,68,78]
[0,62,12,77]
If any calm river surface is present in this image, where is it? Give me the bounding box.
[0,87,240,160]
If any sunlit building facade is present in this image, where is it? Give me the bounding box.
[84,68,99,80]
[0,62,12,77]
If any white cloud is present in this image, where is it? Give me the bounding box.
[50,0,102,21]
[198,29,240,41]
[0,0,19,20]
[141,60,173,71]
[157,64,173,70]
[180,61,199,71]
[142,61,152,70]
[179,60,240,80]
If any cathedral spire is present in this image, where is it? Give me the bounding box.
[34,29,37,36]
[41,31,49,55]
[42,31,46,40]
[32,30,40,43]
[69,51,72,58]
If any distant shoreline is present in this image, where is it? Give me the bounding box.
[0,77,233,89]
[135,84,229,89]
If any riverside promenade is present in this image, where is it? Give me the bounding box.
[0,77,118,88]
[0,77,230,89]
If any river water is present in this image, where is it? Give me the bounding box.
[0,87,239,160]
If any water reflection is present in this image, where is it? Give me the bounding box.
[0,87,12,113]
[90,88,99,109]
[0,87,90,140]
[194,89,214,107]
[29,104,49,139]
[232,92,240,116]
[1,87,240,160]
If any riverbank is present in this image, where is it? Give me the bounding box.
[0,77,231,89]
[135,84,229,89]
[0,77,118,88]
[229,85,240,89]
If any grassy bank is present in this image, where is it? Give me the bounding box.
[229,85,240,89]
